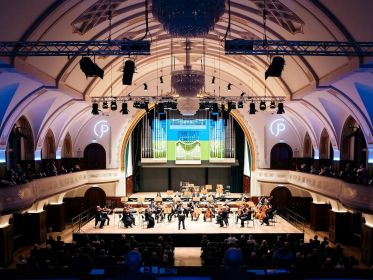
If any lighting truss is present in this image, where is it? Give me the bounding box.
[225,40,373,56]
[91,95,285,103]
[0,40,151,56]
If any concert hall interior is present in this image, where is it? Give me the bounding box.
[0,0,373,279]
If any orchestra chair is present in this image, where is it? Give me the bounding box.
[121,197,128,203]
[269,210,278,225]
[118,214,125,228]
[246,216,255,227]
[140,214,147,229]
[137,197,144,206]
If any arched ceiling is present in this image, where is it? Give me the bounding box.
[1,0,370,101]
[1,0,373,154]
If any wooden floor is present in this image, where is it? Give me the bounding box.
[80,213,302,235]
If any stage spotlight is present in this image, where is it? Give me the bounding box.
[122,60,135,85]
[259,100,266,111]
[144,101,149,113]
[80,57,104,79]
[143,83,148,91]
[157,103,165,114]
[110,99,117,111]
[160,76,164,84]
[133,101,141,108]
[120,102,128,114]
[227,101,236,113]
[212,76,215,84]
[249,102,257,114]
[227,83,232,91]
[91,102,99,115]
[240,92,245,97]
[265,56,285,80]
[212,103,219,115]
[277,102,285,114]
[270,100,276,109]
[102,100,108,109]
[199,102,207,110]
[238,101,244,108]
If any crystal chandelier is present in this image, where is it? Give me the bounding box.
[171,39,204,115]
[152,0,226,37]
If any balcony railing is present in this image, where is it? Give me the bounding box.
[255,169,373,213]
[0,169,121,215]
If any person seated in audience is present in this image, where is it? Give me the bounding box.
[73,164,81,172]
[310,165,319,174]
[212,248,256,280]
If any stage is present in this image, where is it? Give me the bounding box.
[75,202,304,246]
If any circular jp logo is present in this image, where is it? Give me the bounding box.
[270,119,286,137]
[94,120,110,138]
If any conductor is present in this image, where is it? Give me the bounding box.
[178,206,186,230]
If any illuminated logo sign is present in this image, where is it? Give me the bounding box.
[270,118,286,137]
[94,120,110,138]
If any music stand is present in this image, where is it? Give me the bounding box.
[193,197,201,202]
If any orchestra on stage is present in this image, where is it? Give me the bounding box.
[94,183,276,230]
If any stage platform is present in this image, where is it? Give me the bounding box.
[75,211,304,247]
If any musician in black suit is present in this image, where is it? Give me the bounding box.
[94,206,105,229]
[145,208,155,228]
[239,208,253,227]
[177,207,186,230]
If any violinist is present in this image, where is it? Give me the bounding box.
[261,205,274,226]
[236,205,246,223]
[185,199,194,218]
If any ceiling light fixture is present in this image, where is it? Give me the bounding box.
[259,100,266,111]
[80,57,104,79]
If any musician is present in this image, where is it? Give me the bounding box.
[168,202,177,222]
[216,207,229,227]
[191,203,200,221]
[177,206,186,230]
[121,207,134,228]
[154,203,165,223]
[261,205,275,226]
[203,205,213,222]
[185,199,194,218]
[94,206,105,229]
[101,206,111,226]
[123,204,136,226]
[239,207,253,228]
[145,207,155,228]
[236,205,246,223]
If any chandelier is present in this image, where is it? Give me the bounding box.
[171,39,204,115]
[152,0,226,37]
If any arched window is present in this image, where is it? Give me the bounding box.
[270,143,293,170]
[43,129,56,159]
[319,129,331,159]
[84,143,106,169]
[303,132,313,158]
[341,116,367,165]
[62,133,72,158]
[7,116,34,168]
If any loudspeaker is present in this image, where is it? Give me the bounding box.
[265,56,285,79]
[122,60,135,85]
